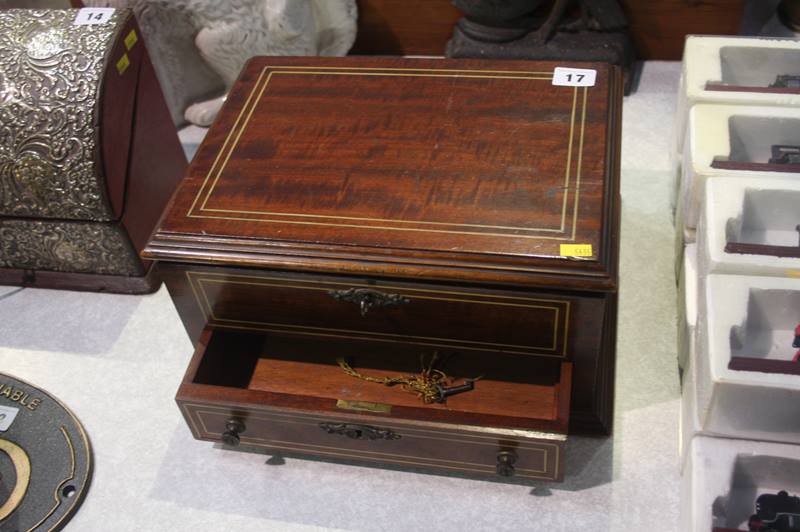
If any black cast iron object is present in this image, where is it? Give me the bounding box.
[447,0,635,94]
[748,490,800,532]
[770,75,800,89]
[0,373,92,531]
[769,145,800,165]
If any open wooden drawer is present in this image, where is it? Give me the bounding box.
[177,328,572,481]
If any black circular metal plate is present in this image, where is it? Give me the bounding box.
[0,373,92,531]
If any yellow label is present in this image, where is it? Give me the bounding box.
[787,270,800,279]
[124,29,138,50]
[560,244,593,257]
[116,53,130,75]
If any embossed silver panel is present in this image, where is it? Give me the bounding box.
[0,9,124,221]
[0,219,142,276]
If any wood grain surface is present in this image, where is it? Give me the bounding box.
[351,0,462,56]
[151,56,621,440]
[158,261,614,433]
[175,266,580,359]
[246,336,571,430]
[621,0,744,60]
[145,56,622,290]
[182,328,571,433]
[176,328,569,481]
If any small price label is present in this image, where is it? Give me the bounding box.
[787,270,800,278]
[124,29,138,50]
[552,67,597,87]
[0,405,20,432]
[74,8,114,26]
[116,53,130,75]
[560,244,593,257]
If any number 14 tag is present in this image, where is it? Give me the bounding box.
[74,8,114,26]
[552,67,597,87]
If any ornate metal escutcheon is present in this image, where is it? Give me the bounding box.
[328,288,410,317]
[318,422,401,441]
[496,450,518,477]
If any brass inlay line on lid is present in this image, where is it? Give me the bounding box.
[572,86,589,241]
[186,65,590,243]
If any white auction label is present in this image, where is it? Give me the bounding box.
[74,8,115,26]
[0,405,19,431]
[552,67,597,87]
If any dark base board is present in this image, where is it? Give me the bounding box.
[705,83,800,95]
[729,356,800,376]
[711,159,800,173]
[725,241,800,259]
[0,264,160,295]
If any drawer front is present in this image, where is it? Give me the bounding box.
[181,268,572,358]
[179,401,565,481]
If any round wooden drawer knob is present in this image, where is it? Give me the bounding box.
[221,419,246,446]
[496,450,518,477]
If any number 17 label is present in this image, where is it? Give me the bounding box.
[552,67,597,87]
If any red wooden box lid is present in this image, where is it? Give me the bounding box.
[145,57,622,290]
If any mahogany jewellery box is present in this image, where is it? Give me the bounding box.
[145,57,622,481]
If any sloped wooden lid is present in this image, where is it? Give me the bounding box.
[145,57,621,290]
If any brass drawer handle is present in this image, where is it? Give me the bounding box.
[328,288,410,317]
[496,450,517,477]
[319,422,401,441]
